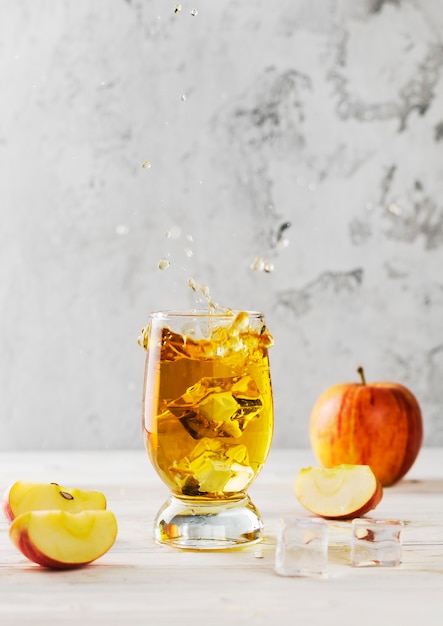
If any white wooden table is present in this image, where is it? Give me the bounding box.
[1,447,442,625]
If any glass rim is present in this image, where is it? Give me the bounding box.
[149,309,265,319]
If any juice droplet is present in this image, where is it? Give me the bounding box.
[188,277,210,302]
[158,259,171,270]
[137,326,149,350]
[250,257,265,272]
[250,257,275,273]
[188,277,198,292]
[174,4,182,13]
[387,202,402,216]
[190,8,198,16]
[187,277,230,314]
[141,161,151,169]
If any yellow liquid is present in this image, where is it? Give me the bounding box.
[142,312,274,500]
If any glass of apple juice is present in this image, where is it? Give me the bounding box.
[140,309,274,550]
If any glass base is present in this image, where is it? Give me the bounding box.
[153,494,264,550]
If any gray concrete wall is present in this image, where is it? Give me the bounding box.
[1,0,442,450]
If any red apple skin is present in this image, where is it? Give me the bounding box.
[2,492,14,524]
[12,527,86,570]
[310,377,423,487]
[9,510,118,569]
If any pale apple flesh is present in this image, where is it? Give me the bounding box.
[294,464,383,520]
[2,481,107,523]
[9,510,118,569]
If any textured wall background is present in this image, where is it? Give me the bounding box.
[1,0,443,450]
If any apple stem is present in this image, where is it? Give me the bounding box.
[357,366,366,385]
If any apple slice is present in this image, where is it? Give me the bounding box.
[9,509,118,569]
[294,464,383,520]
[2,481,107,523]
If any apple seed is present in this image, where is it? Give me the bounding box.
[59,491,74,500]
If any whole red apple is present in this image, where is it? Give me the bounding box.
[309,367,423,486]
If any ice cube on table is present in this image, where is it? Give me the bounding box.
[275,517,329,577]
[351,518,404,567]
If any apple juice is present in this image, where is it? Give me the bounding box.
[141,311,274,500]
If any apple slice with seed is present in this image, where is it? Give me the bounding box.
[2,481,107,523]
[294,464,383,520]
[9,509,118,569]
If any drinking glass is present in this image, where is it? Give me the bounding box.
[141,310,274,549]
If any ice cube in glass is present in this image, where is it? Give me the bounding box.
[275,517,328,577]
[351,518,404,567]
